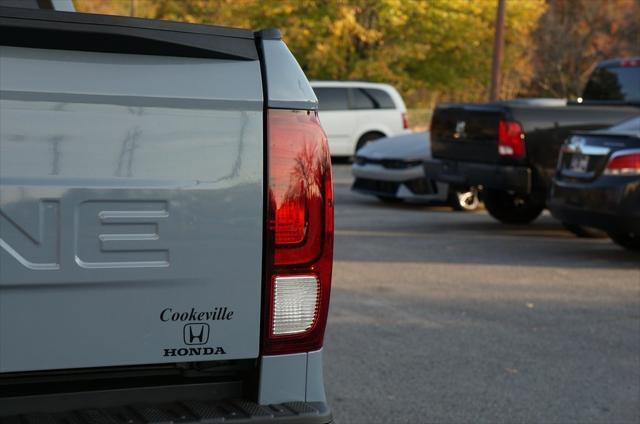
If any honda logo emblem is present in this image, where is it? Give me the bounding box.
[183,323,210,345]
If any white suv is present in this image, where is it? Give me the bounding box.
[311,81,409,157]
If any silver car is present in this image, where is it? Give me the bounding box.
[352,131,480,210]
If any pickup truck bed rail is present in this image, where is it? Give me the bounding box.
[0,6,259,60]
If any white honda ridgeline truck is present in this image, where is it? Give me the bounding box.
[0,1,334,422]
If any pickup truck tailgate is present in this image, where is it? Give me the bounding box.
[0,45,264,372]
[430,106,503,163]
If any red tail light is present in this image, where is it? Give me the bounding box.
[401,112,409,130]
[498,119,525,157]
[604,151,640,175]
[263,109,334,355]
[620,59,640,67]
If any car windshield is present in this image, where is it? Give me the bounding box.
[582,65,640,102]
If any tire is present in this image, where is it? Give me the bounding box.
[607,231,640,251]
[483,189,544,225]
[377,195,403,204]
[562,222,607,238]
[355,132,385,154]
[449,186,480,211]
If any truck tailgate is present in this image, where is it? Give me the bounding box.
[0,46,264,372]
[430,106,503,163]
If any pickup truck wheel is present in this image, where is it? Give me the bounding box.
[449,186,480,211]
[483,189,544,224]
[562,222,607,238]
[355,132,385,154]
[607,231,640,251]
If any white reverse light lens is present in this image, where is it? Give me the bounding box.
[272,276,319,335]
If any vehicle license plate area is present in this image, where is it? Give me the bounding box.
[568,154,589,173]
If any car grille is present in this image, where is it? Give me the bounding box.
[352,178,438,196]
[405,178,438,195]
[355,156,422,169]
[352,178,400,195]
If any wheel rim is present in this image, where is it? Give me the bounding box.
[457,189,479,210]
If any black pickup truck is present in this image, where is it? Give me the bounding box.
[424,58,640,226]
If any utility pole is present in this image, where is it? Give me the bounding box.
[489,0,506,101]
[129,0,136,17]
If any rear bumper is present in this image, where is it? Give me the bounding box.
[0,398,333,424]
[424,159,531,194]
[548,176,640,234]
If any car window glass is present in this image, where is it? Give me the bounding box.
[582,66,640,102]
[364,88,396,109]
[314,87,349,111]
[350,88,376,109]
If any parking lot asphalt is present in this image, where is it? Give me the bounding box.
[324,164,640,424]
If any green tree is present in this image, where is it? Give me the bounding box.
[525,0,640,98]
[75,0,545,106]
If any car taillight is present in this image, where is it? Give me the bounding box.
[401,112,409,130]
[263,109,334,355]
[620,58,640,67]
[604,151,640,175]
[498,119,525,157]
